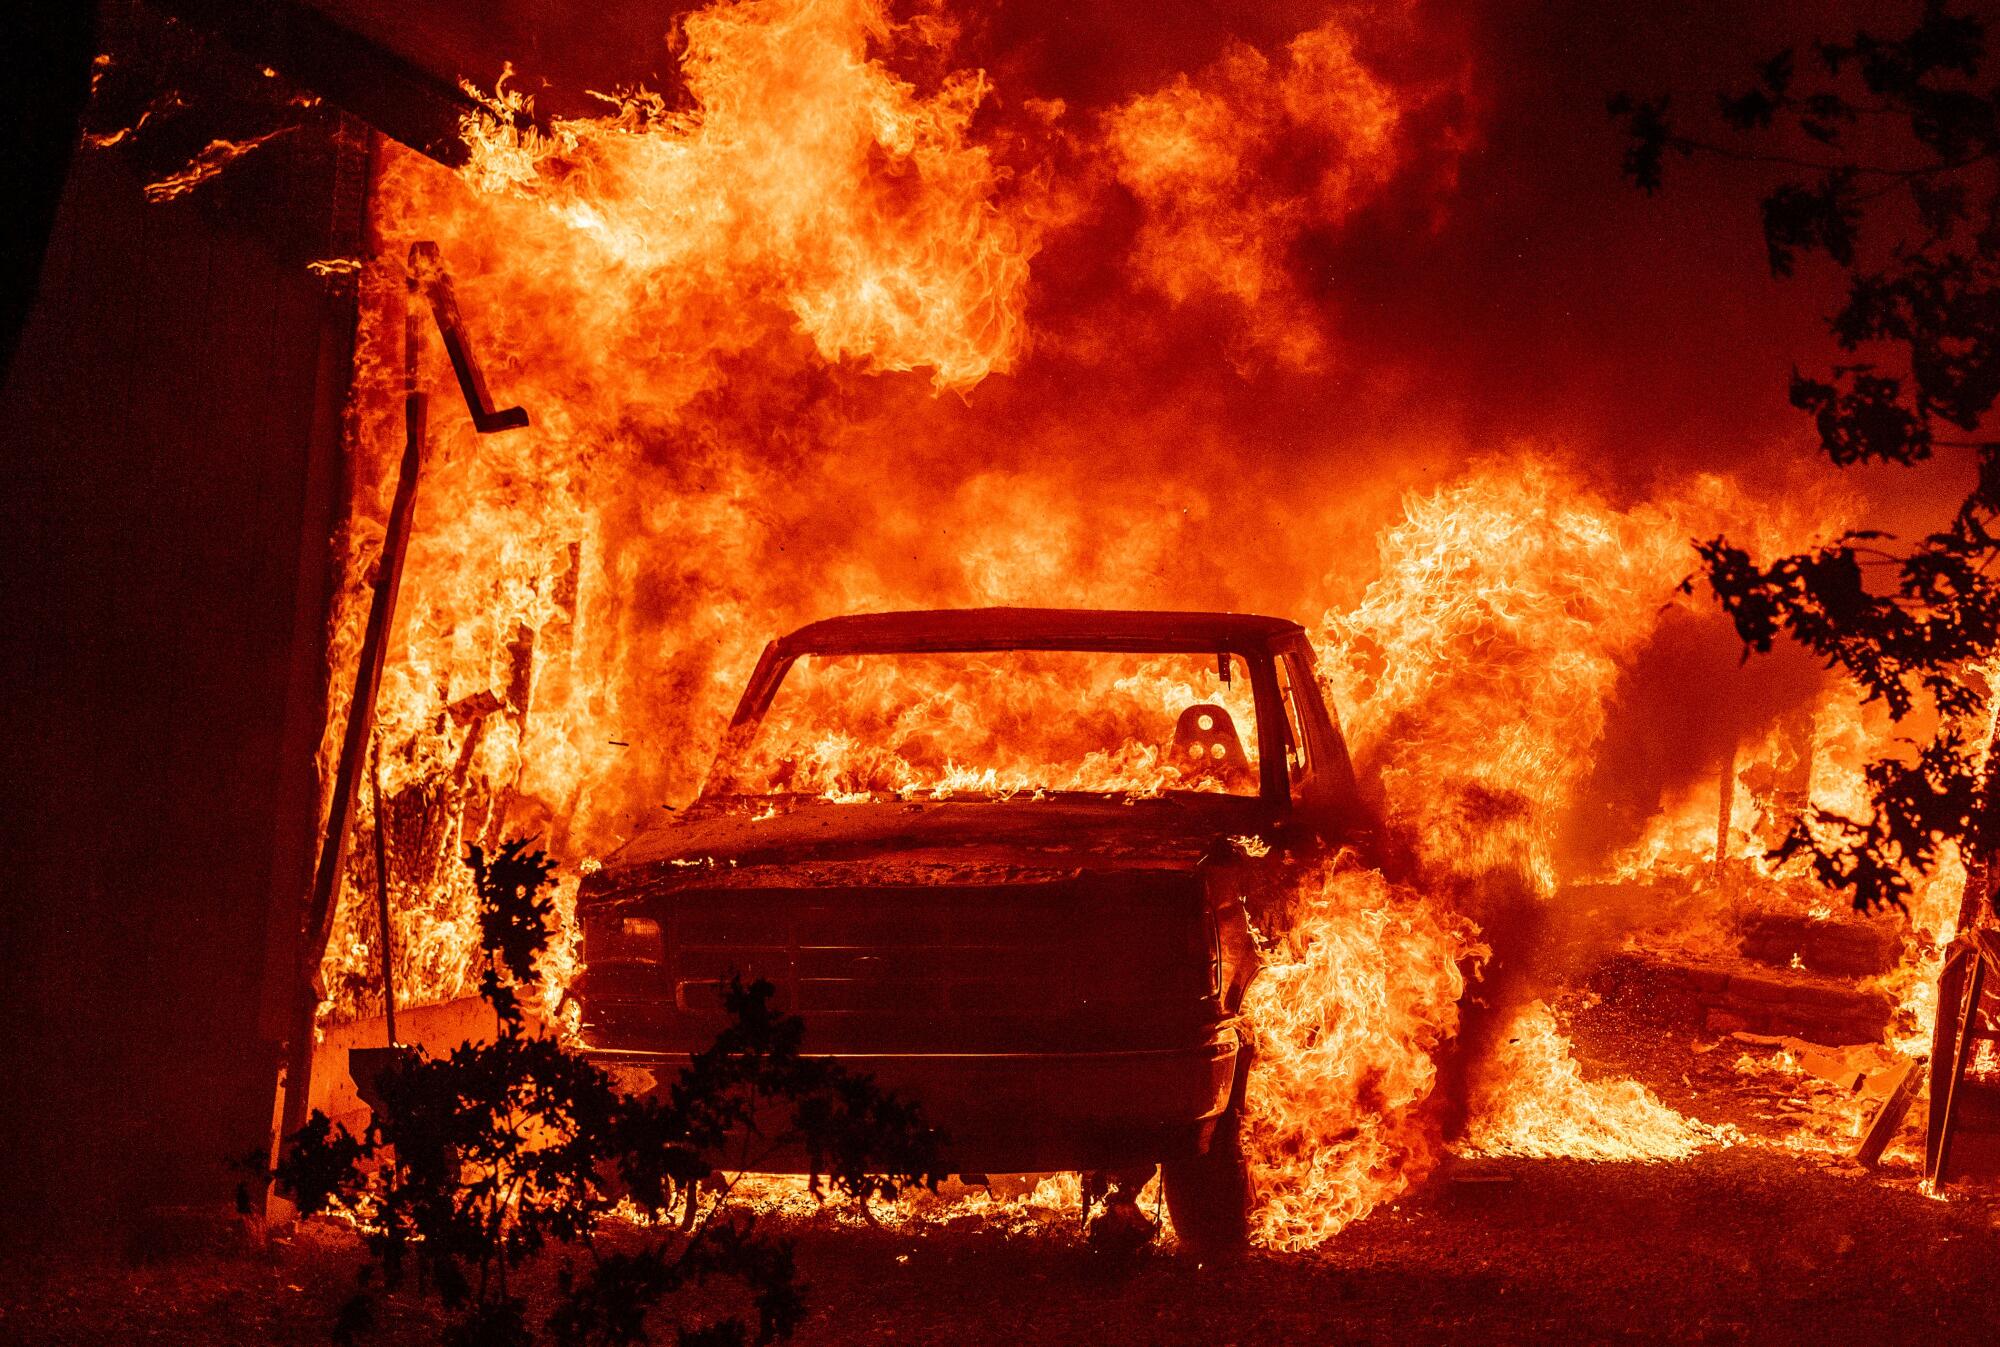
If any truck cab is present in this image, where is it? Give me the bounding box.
[573,608,1369,1251]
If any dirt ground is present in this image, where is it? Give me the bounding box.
[7,1003,2000,1346]
[5,1149,1999,1346]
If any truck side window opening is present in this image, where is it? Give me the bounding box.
[1275,655,1313,786]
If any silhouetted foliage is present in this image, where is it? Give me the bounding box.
[467,838,559,1028]
[275,840,941,1346]
[1612,1,2000,912]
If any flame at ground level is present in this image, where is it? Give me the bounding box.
[1461,1001,1729,1162]
[1241,863,1735,1250]
[1240,862,1480,1251]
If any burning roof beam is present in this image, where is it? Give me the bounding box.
[148,0,495,165]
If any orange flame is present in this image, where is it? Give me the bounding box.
[306,0,1969,1238]
[1460,1002,1728,1161]
[1241,861,1481,1250]
[1104,17,1404,371]
[1318,457,1840,894]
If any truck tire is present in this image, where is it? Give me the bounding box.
[1163,1105,1252,1257]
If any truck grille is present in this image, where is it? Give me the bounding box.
[584,878,1210,1053]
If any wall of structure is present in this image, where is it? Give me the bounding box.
[0,112,361,1240]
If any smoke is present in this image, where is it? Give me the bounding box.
[1555,606,1830,879]
[298,3,1962,1249]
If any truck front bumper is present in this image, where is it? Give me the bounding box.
[586,1028,1241,1174]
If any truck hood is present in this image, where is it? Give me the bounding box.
[594,794,1275,892]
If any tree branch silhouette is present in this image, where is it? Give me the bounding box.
[1614,1,2000,912]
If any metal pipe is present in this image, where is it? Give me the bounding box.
[271,239,525,1185]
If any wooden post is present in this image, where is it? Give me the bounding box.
[1931,953,1987,1188]
[1926,946,1973,1181]
[1712,739,1739,880]
[275,389,426,1147]
[1855,1058,1921,1168]
[370,733,398,1046]
[1776,706,1815,840]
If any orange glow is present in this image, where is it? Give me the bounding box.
[1103,17,1404,371]
[1240,860,1481,1250]
[1317,457,1837,895]
[712,649,1265,801]
[307,0,1979,1246]
[1460,1002,1726,1161]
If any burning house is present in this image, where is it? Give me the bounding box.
[6,0,2000,1340]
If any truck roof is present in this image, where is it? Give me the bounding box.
[772,607,1305,656]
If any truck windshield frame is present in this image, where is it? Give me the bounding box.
[703,645,1281,803]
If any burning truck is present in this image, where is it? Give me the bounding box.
[570,606,1376,1253]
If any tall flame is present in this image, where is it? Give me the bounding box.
[319,0,1042,1016]
[1318,457,1838,895]
[1104,17,1405,371]
[1241,861,1481,1250]
[307,0,1970,1248]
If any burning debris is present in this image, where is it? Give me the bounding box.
[138,127,293,202]
[80,9,328,208]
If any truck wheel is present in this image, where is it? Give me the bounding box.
[1163,1107,1252,1257]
